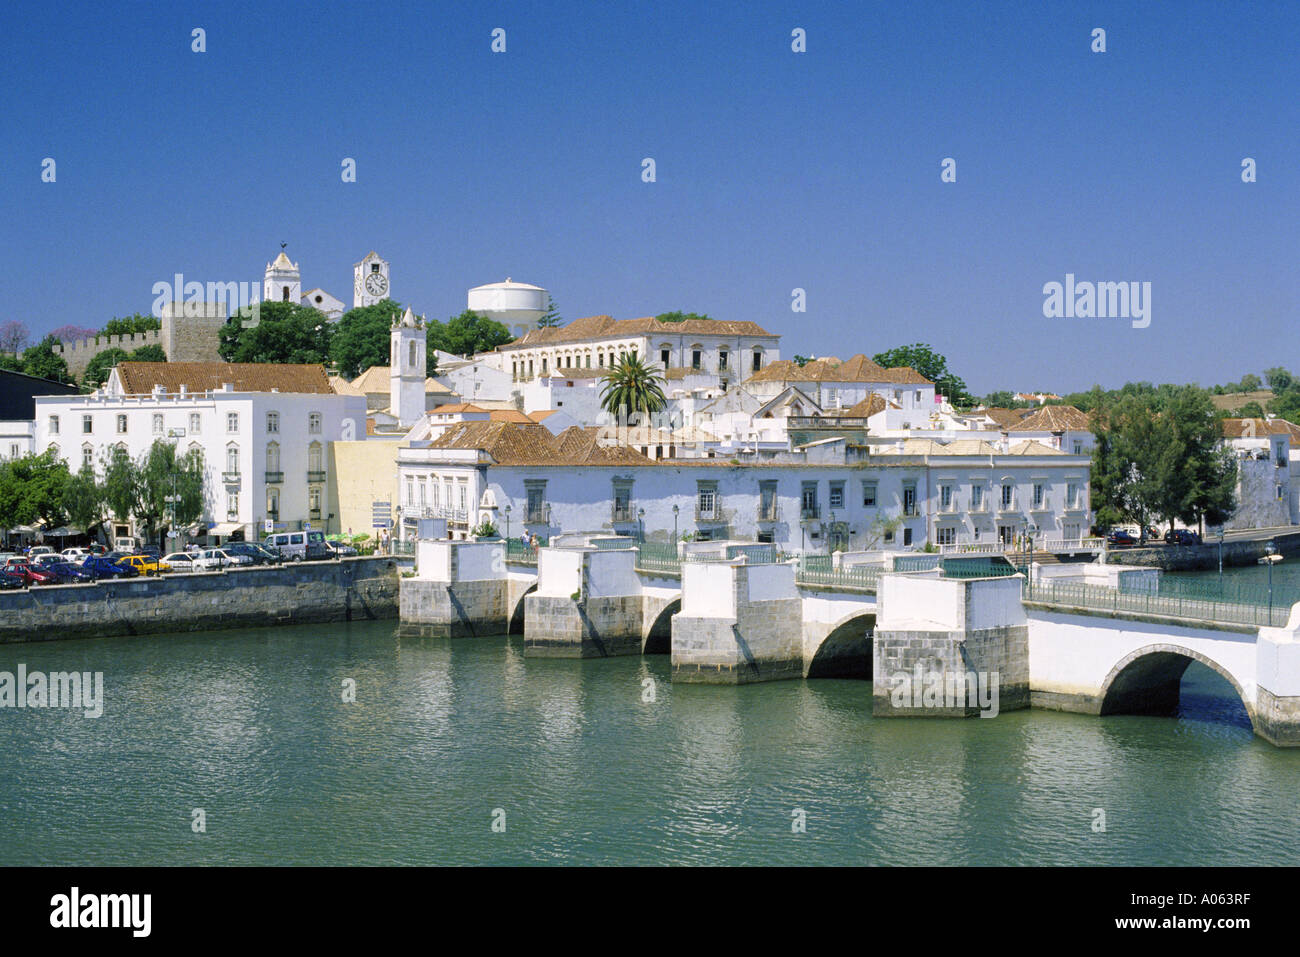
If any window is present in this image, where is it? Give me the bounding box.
[116,414,128,434]
[457,482,467,511]
[266,442,281,476]
[48,443,59,461]
[936,527,956,546]
[801,482,819,517]
[308,442,323,476]
[541,358,547,374]
[998,525,1014,546]
[226,445,240,475]
[971,484,984,510]
[1032,484,1044,508]
[1001,484,1014,509]
[227,412,239,433]
[418,478,427,506]
[227,492,238,520]
[691,349,702,370]
[597,354,604,367]
[267,412,279,433]
[829,481,845,510]
[266,488,280,519]
[431,479,441,508]
[49,415,59,435]
[405,476,414,506]
[308,412,321,434]
[153,414,163,435]
[940,484,953,510]
[719,351,728,371]
[189,412,200,434]
[82,415,93,434]
[1072,441,1083,455]
[903,528,913,547]
[661,348,670,367]
[698,486,717,516]
[1067,483,1079,508]
[862,482,877,507]
[82,445,93,469]
[1278,485,1285,501]
[282,286,290,301]
[309,487,322,517]
[752,349,763,372]
[902,485,917,516]
[409,341,417,368]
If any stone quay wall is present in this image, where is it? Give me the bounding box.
[0,557,399,643]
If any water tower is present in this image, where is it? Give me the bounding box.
[467,278,547,339]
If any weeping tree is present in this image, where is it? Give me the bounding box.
[63,465,108,541]
[101,441,206,548]
[599,353,667,423]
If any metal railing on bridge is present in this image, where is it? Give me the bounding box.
[1027,578,1295,628]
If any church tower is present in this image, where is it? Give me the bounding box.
[354,251,390,308]
[391,306,425,428]
[263,250,301,303]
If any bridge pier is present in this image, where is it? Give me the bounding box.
[672,561,803,683]
[524,546,646,657]
[399,540,506,637]
[1256,608,1300,746]
[873,574,1029,717]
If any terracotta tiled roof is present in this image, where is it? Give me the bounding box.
[1221,417,1300,439]
[973,407,1032,429]
[498,315,775,350]
[431,403,489,415]
[745,354,932,386]
[427,421,652,466]
[1006,440,1066,455]
[115,362,333,395]
[1007,405,1093,432]
[541,367,606,380]
[488,409,535,423]
[843,394,888,417]
[349,366,452,394]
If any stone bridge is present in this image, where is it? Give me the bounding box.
[398,540,1300,747]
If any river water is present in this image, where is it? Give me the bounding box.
[1,616,1296,866]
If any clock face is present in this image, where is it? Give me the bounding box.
[365,272,388,297]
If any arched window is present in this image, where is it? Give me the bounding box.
[282,286,290,301]
[266,441,280,475]
[226,443,239,475]
[308,442,323,476]
[81,444,93,470]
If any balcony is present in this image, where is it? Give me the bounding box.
[696,505,725,523]
[757,503,782,522]
[938,500,959,513]
[265,471,283,484]
[997,497,1019,513]
[222,471,241,485]
[800,504,821,521]
[307,470,327,483]
[524,505,551,525]
[611,505,638,523]
[1030,497,1052,512]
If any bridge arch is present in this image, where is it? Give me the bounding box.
[508,583,536,635]
[807,611,875,680]
[643,598,680,655]
[1097,643,1255,729]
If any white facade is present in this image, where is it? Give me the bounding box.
[302,287,345,320]
[354,251,390,308]
[521,372,604,425]
[263,251,301,304]
[34,387,366,540]
[389,307,426,428]
[433,357,516,404]
[0,420,34,461]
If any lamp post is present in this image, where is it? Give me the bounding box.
[672,503,679,543]
[1217,529,1225,578]
[505,504,511,542]
[638,507,645,544]
[1025,522,1038,596]
[1266,540,1279,621]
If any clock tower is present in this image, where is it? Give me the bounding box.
[354,251,390,308]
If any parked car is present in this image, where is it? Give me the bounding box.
[33,553,65,568]
[191,548,253,571]
[160,552,199,573]
[1164,529,1203,546]
[84,543,108,556]
[1106,529,1137,547]
[324,540,358,558]
[113,536,141,553]
[0,569,25,589]
[133,545,161,559]
[117,554,171,576]
[61,547,90,560]
[82,555,139,579]
[224,542,282,566]
[4,561,58,586]
[27,545,55,557]
[47,562,96,584]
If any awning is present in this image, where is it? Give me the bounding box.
[208,523,244,536]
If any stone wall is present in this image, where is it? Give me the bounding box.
[399,577,506,638]
[523,594,645,657]
[53,330,165,380]
[0,557,399,643]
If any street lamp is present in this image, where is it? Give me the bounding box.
[672,503,679,543]
[505,504,511,542]
[638,507,645,544]
[1264,540,1280,621]
[1025,522,1038,595]
[1217,528,1225,578]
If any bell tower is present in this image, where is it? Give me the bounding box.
[354,251,390,308]
[263,248,301,303]
[391,306,425,428]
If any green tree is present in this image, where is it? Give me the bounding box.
[1235,401,1265,418]
[220,301,332,365]
[102,446,136,527]
[426,310,514,358]
[599,353,667,419]
[102,313,161,337]
[82,347,130,390]
[1238,373,1262,392]
[331,299,404,378]
[872,343,972,408]
[20,335,71,383]
[63,464,107,538]
[537,294,563,328]
[792,355,814,367]
[0,353,24,373]
[1264,367,1292,392]
[133,441,206,550]
[130,344,167,363]
[655,311,712,323]
[0,450,71,531]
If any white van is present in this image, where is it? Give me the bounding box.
[114,536,140,552]
[264,530,327,562]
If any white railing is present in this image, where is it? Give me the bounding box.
[937,537,1104,555]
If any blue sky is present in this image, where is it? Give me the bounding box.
[3,0,1296,395]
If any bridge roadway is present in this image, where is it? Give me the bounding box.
[398,540,1300,747]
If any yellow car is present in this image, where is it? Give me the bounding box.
[118,555,172,576]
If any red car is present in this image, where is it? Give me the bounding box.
[3,559,57,586]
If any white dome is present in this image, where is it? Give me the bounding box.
[468,278,547,332]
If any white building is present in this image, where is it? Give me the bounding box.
[263,251,301,304]
[354,251,391,308]
[302,288,345,320]
[33,362,366,542]
[743,354,937,411]
[1221,417,1298,529]
[396,421,1092,553]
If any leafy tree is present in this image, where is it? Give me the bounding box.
[130,344,167,363]
[100,442,205,550]
[0,320,29,354]
[63,465,107,538]
[102,446,136,526]
[655,311,712,323]
[1237,373,1262,392]
[220,301,332,365]
[20,335,70,383]
[1264,367,1293,393]
[792,355,814,367]
[0,450,70,531]
[861,514,905,549]
[331,299,404,379]
[1235,401,1265,418]
[82,348,130,390]
[102,314,161,337]
[426,310,514,358]
[0,353,24,373]
[600,353,667,419]
[873,343,972,408]
[537,294,563,328]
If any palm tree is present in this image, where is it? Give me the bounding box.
[600,353,667,420]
